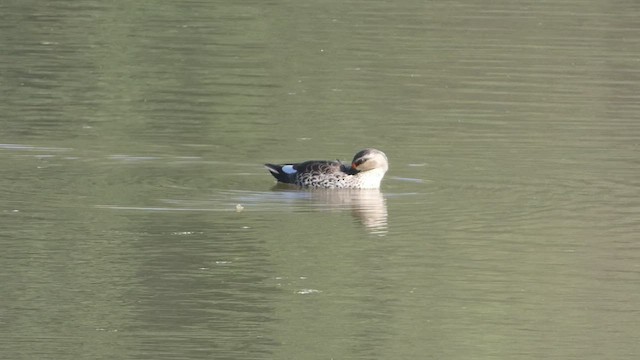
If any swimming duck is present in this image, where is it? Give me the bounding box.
[265,148,388,189]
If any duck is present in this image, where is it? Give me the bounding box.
[264,148,388,189]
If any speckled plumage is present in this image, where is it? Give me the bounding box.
[265,149,388,189]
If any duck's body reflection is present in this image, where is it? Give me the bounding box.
[271,185,388,235]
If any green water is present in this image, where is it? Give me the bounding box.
[1,1,639,359]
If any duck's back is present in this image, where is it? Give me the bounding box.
[265,160,355,188]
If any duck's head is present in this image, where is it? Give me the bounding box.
[351,148,389,173]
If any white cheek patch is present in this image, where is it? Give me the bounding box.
[282,165,297,174]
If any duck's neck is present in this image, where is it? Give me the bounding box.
[357,168,387,189]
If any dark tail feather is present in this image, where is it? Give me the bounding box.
[264,164,291,183]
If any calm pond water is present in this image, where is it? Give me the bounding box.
[1,1,639,359]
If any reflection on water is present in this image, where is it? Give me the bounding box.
[96,187,389,235]
[272,187,388,235]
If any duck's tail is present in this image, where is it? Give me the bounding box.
[264,164,292,183]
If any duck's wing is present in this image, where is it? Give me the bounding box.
[265,160,349,184]
[294,160,344,175]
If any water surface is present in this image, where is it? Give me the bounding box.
[1,1,639,359]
